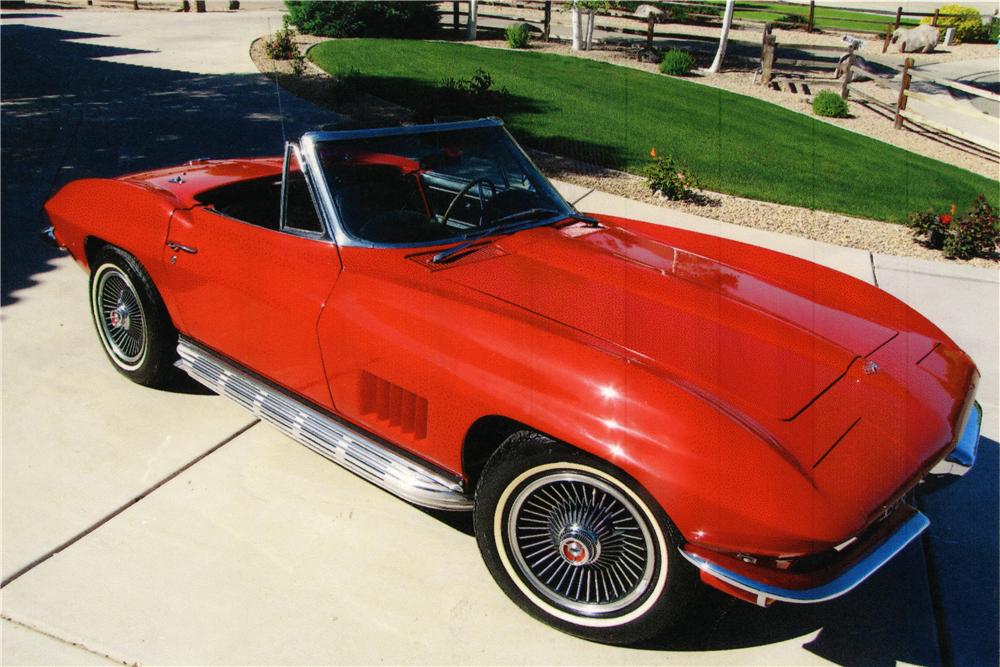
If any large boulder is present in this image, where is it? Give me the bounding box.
[892,24,940,53]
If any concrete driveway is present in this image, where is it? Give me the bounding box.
[2,8,997,666]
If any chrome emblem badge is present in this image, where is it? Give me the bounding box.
[863,361,880,375]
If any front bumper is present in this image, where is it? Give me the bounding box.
[681,508,929,606]
[929,401,982,476]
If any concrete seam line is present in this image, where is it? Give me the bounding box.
[571,188,595,206]
[1,614,135,667]
[869,251,879,287]
[0,420,260,589]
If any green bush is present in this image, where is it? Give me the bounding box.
[264,26,298,60]
[922,4,988,43]
[414,68,510,122]
[812,90,849,118]
[505,22,532,49]
[330,66,362,100]
[659,49,695,76]
[644,149,700,200]
[285,1,440,38]
[906,196,999,259]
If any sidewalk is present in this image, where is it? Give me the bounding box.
[1,8,996,666]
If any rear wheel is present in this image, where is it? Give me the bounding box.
[474,431,696,644]
[89,246,176,387]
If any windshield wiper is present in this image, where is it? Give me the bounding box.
[431,210,562,264]
[430,209,601,264]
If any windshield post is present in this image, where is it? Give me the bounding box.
[279,141,299,231]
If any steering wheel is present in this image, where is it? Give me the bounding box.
[441,177,496,228]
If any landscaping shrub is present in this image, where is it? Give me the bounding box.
[505,22,532,49]
[906,195,999,259]
[659,49,695,76]
[414,68,510,123]
[285,1,439,38]
[330,66,362,101]
[264,26,298,60]
[644,148,700,201]
[812,90,849,118]
[776,13,808,28]
[922,4,988,43]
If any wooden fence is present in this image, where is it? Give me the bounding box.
[440,1,997,46]
[892,57,1000,155]
[758,23,854,96]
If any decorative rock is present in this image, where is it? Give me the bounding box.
[633,4,664,19]
[891,25,940,54]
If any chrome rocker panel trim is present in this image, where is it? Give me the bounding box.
[930,401,982,477]
[680,511,930,605]
[175,338,473,511]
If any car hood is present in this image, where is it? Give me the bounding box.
[441,221,901,425]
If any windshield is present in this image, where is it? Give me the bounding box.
[313,125,571,246]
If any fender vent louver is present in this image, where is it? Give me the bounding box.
[360,372,428,440]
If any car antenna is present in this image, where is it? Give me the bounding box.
[267,17,288,143]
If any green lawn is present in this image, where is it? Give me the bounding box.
[310,39,997,222]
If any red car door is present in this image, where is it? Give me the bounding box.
[162,207,341,410]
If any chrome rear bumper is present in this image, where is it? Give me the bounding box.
[681,510,930,606]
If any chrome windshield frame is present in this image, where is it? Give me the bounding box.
[298,118,576,249]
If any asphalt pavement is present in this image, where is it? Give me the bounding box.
[1,8,997,666]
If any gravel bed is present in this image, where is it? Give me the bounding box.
[530,149,997,267]
[252,35,998,268]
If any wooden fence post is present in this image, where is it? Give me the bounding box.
[760,24,776,86]
[452,1,459,30]
[882,22,893,53]
[931,9,939,26]
[893,6,902,31]
[543,1,551,41]
[840,44,855,99]
[646,15,655,50]
[894,57,913,129]
[806,1,815,33]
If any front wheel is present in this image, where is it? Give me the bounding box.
[474,431,696,644]
[89,246,176,387]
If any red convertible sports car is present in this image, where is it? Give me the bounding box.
[44,118,981,644]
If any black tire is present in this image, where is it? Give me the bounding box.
[474,431,697,645]
[89,246,176,387]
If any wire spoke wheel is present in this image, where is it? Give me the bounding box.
[93,265,147,369]
[506,470,657,617]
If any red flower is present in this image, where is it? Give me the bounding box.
[649,147,657,158]
[939,214,952,225]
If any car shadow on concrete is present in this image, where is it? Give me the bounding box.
[1,22,337,307]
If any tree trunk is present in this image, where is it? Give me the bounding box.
[571,2,581,51]
[466,0,478,41]
[195,0,205,12]
[585,9,595,50]
[707,0,735,73]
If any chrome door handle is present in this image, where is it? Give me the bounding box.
[166,241,198,254]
